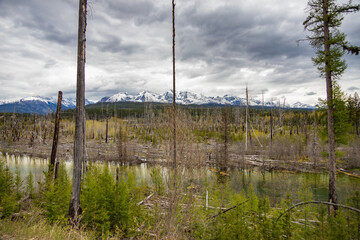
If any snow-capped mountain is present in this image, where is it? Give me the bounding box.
[100,90,315,109]
[0,100,8,105]
[291,102,315,109]
[0,91,315,115]
[0,96,94,114]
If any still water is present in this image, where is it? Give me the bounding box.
[2,153,359,203]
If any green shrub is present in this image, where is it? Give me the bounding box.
[0,160,18,218]
[150,167,165,196]
[40,164,71,224]
[26,171,35,199]
[81,164,143,238]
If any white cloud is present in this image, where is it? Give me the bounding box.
[0,0,359,105]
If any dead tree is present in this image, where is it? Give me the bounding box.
[105,104,109,143]
[168,0,178,233]
[245,87,249,150]
[220,106,229,170]
[50,91,62,177]
[172,0,177,186]
[312,111,318,168]
[69,0,87,226]
[114,104,117,141]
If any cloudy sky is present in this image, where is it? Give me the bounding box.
[0,0,359,104]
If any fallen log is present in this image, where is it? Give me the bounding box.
[207,199,249,220]
[337,169,360,179]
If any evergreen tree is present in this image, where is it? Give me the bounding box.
[347,92,360,135]
[303,0,359,210]
[318,82,352,144]
[0,160,17,218]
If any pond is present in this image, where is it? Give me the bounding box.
[2,152,359,204]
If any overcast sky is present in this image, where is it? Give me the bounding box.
[0,0,359,104]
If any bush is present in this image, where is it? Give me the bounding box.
[81,164,143,238]
[40,164,71,224]
[0,160,18,218]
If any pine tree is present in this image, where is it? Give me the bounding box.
[303,0,359,211]
[318,82,352,144]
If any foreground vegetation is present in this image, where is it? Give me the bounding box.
[1,158,360,239]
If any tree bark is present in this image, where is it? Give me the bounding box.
[50,91,62,175]
[69,0,87,226]
[172,0,177,187]
[105,117,108,143]
[323,0,338,212]
[313,112,318,168]
[245,87,249,151]
[270,109,273,151]
[168,0,177,233]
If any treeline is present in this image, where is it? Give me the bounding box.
[1,89,359,170]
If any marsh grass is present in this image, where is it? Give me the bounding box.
[0,207,96,240]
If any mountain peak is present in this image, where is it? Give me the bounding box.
[100,90,315,109]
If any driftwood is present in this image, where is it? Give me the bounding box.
[207,199,249,220]
[11,212,31,220]
[276,201,360,222]
[337,169,360,179]
[137,193,154,206]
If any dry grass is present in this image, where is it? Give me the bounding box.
[0,208,96,240]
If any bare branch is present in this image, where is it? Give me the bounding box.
[275,201,360,223]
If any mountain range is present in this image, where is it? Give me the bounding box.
[0,96,93,115]
[99,90,315,109]
[0,90,315,114]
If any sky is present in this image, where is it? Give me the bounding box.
[0,0,359,105]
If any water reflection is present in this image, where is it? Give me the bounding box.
[1,153,359,203]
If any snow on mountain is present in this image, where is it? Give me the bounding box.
[0,96,94,114]
[291,102,315,109]
[176,91,209,104]
[100,90,315,109]
[21,96,54,104]
[107,92,133,102]
[134,91,161,103]
[0,100,10,105]
[0,91,314,115]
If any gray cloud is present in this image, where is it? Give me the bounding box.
[0,0,359,105]
[95,36,143,54]
[348,86,360,91]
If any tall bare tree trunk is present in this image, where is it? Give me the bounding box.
[270,109,273,152]
[172,0,177,188]
[69,0,87,226]
[168,0,177,234]
[323,0,337,212]
[50,91,62,177]
[223,106,229,169]
[245,87,249,151]
[105,117,109,143]
[313,111,318,169]
[114,104,117,142]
